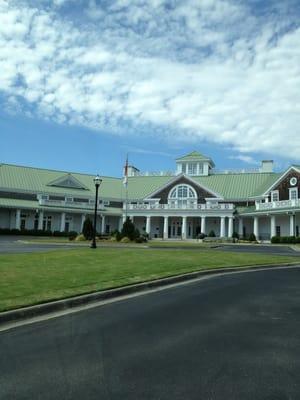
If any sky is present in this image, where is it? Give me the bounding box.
[0,0,300,177]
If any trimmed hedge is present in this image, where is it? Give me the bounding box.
[271,236,300,244]
[0,228,77,239]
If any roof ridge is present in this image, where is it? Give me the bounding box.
[0,163,122,180]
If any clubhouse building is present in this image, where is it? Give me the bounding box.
[0,151,300,241]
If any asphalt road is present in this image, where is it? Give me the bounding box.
[217,244,300,256]
[1,267,300,399]
[0,236,77,253]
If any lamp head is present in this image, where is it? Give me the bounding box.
[94,174,102,187]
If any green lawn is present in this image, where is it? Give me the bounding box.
[0,248,298,312]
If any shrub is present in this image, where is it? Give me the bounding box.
[135,236,146,243]
[232,231,239,239]
[249,233,257,242]
[198,233,207,239]
[121,217,137,241]
[120,236,131,243]
[208,230,216,237]
[75,234,86,241]
[68,231,77,240]
[82,218,94,240]
[271,236,280,244]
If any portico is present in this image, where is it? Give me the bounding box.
[130,213,235,239]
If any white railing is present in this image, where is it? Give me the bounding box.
[256,199,300,210]
[39,199,96,210]
[125,203,234,211]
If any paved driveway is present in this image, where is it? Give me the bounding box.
[0,236,78,253]
[217,243,300,256]
[1,267,300,399]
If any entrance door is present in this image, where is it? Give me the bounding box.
[170,219,182,238]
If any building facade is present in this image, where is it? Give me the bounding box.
[1,151,300,241]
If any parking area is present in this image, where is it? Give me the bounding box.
[0,236,77,254]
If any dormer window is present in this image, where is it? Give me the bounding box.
[271,190,279,202]
[289,188,298,200]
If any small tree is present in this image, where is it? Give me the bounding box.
[249,233,256,242]
[82,217,94,240]
[121,217,136,241]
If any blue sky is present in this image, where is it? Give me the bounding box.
[0,0,299,177]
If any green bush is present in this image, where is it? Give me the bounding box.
[208,230,216,237]
[271,236,300,244]
[82,218,94,240]
[271,236,280,244]
[198,233,207,239]
[121,217,136,240]
[232,232,239,239]
[249,233,257,242]
[68,231,78,241]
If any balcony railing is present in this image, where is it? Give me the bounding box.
[124,203,234,211]
[256,199,300,210]
[39,199,96,210]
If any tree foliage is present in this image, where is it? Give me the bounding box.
[82,217,94,240]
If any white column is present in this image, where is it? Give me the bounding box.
[60,212,66,232]
[15,209,21,230]
[182,216,187,240]
[146,216,151,237]
[228,217,233,238]
[101,215,105,234]
[80,214,86,232]
[238,218,243,237]
[290,214,295,237]
[254,216,259,239]
[270,215,276,238]
[163,216,168,239]
[220,216,226,237]
[201,216,206,234]
[38,210,44,230]
[119,217,123,231]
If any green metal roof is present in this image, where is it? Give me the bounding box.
[176,151,211,162]
[0,198,39,209]
[0,164,124,200]
[0,163,285,202]
[192,173,280,199]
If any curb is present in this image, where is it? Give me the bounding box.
[0,262,299,326]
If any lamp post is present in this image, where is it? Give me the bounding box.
[90,174,102,249]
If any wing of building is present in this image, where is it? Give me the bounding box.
[1,151,300,240]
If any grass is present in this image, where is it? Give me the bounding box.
[0,247,298,312]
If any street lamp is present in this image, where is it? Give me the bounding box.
[90,174,102,249]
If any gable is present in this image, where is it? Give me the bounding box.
[265,168,300,201]
[47,174,89,190]
[145,175,221,204]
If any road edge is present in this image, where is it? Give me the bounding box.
[1,262,299,326]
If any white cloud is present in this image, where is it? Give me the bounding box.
[0,0,300,160]
[229,155,259,165]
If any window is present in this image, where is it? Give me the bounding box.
[168,184,197,208]
[289,188,298,200]
[181,163,187,174]
[276,226,281,237]
[188,163,197,175]
[271,190,279,202]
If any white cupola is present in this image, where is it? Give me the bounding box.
[175,151,215,176]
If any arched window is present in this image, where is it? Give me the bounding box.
[168,184,197,208]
